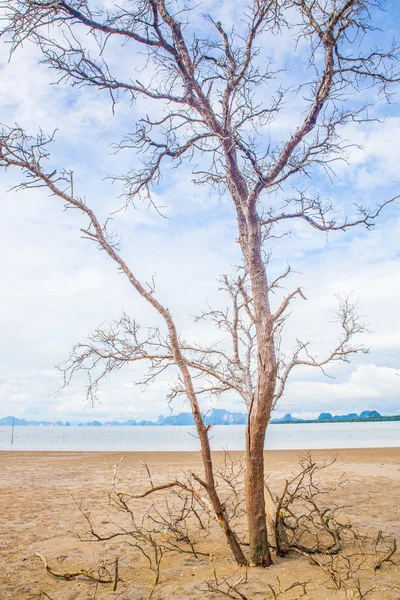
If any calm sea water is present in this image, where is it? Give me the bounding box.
[0,422,399,451]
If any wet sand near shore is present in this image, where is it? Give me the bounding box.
[1,448,400,599]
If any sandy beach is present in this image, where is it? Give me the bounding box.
[1,448,400,599]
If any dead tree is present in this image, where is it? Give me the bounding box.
[1,0,399,566]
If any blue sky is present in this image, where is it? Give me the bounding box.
[0,0,399,423]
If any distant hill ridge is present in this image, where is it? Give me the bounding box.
[1,409,399,426]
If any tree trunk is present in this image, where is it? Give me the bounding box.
[245,412,273,566]
[242,212,277,566]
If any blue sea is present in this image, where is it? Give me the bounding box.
[0,422,399,451]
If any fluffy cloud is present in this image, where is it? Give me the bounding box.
[0,2,399,422]
[278,365,399,419]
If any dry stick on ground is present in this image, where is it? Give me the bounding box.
[203,570,250,600]
[203,569,309,600]
[75,499,165,599]
[374,536,397,570]
[35,552,114,584]
[92,577,99,600]
[40,591,55,600]
[112,456,125,493]
[113,557,119,592]
[265,579,309,600]
[127,534,163,600]
[72,470,213,597]
[291,526,398,598]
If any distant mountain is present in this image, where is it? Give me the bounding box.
[0,416,29,426]
[159,412,195,426]
[0,416,71,426]
[157,409,247,426]
[1,409,397,427]
[205,409,247,425]
[360,410,381,419]
[318,412,333,420]
[274,413,294,422]
[0,409,248,427]
[317,411,382,421]
[271,413,303,423]
[334,413,358,419]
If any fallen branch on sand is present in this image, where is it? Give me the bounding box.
[34,552,114,584]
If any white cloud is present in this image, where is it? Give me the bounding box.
[0,2,399,423]
[278,365,399,419]
[338,118,400,188]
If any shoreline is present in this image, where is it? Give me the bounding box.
[1,445,400,453]
[2,444,400,453]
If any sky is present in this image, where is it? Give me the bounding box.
[0,0,399,423]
